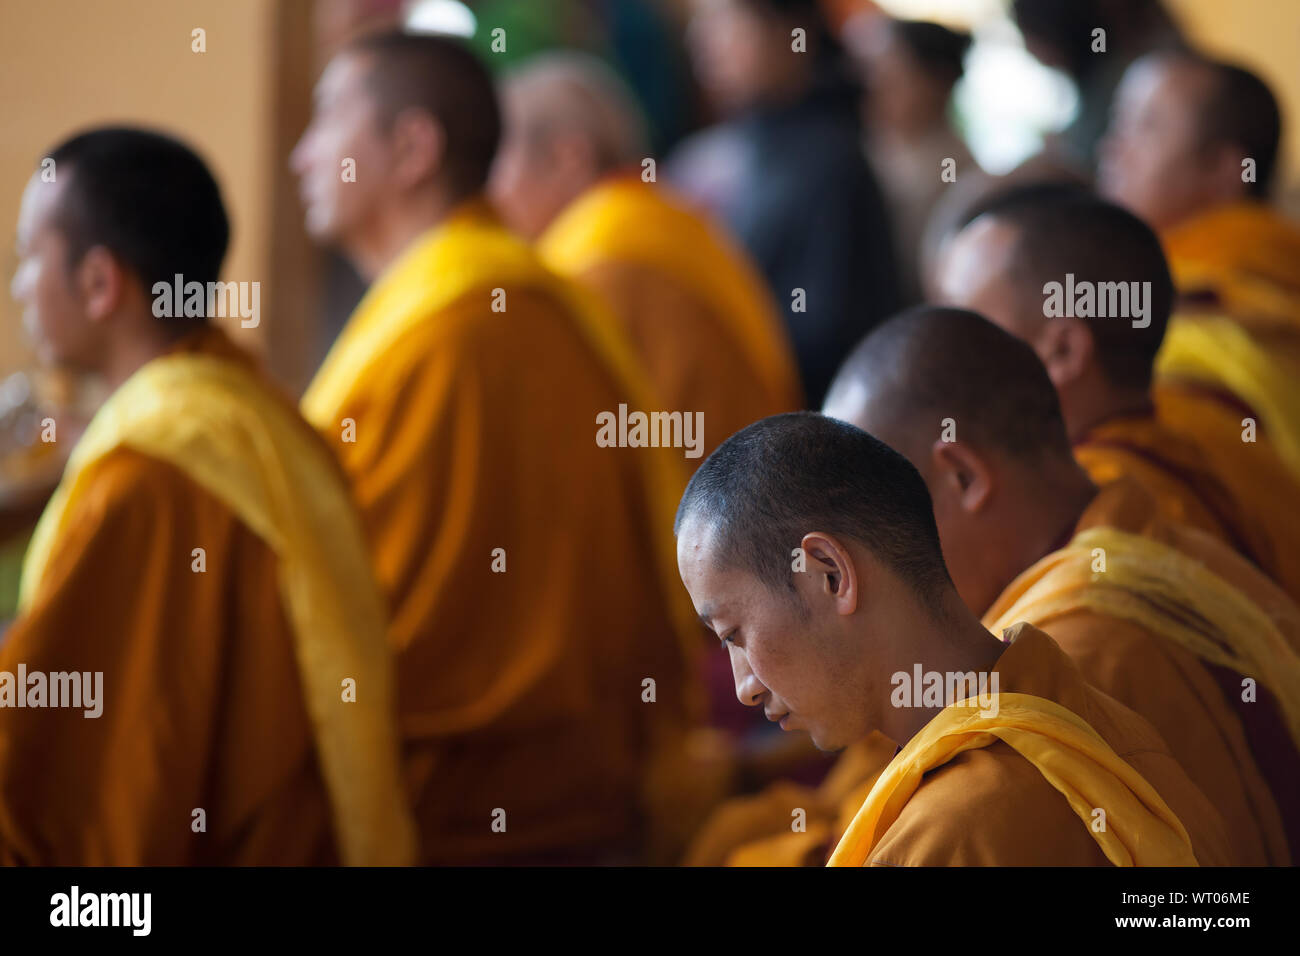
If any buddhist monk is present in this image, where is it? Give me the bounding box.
[489,52,803,458]
[1,127,414,865]
[937,184,1300,604]
[1099,52,1300,482]
[676,412,1231,866]
[824,307,1299,863]
[291,31,718,864]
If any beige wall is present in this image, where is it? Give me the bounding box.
[0,0,276,379]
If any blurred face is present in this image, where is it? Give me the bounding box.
[1099,59,1228,231]
[687,0,791,114]
[11,173,99,370]
[488,83,588,240]
[677,517,877,751]
[291,51,396,243]
[858,26,948,135]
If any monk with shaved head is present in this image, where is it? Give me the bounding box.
[1099,52,1300,485]
[937,184,1300,608]
[292,31,709,864]
[676,411,1230,866]
[824,306,1299,863]
[490,51,803,458]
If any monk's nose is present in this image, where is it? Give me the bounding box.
[729,648,765,708]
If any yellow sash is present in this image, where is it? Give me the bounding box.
[984,526,1300,748]
[21,352,415,865]
[538,178,802,406]
[300,202,703,712]
[828,692,1197,867]
[1157,315,1300,483]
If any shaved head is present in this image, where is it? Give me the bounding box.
[823,306,1073,464]
[502,52,649,172]
[942,184,1173,391]
[674,412,951,609]
[490,52,648,238]
[1190,54,1279,197]
[349,30,502,199]
[823,307,1095,617]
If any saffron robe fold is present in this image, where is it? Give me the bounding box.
[984,479,1297,864]
[1076,407,1300,607]
[1153,379,1300,604]
[301,199,711,864]
[1155,201,1300,481]
[682,731,897,866]
[1073,413,1247,549]
[2,329,413,865]
[829,626,1229,867]
[538,177,804,455]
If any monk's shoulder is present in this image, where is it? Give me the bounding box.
[75,446,224,524]
[74,447,270,564]
[868,743,1108,867]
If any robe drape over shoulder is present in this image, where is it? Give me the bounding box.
[829,626,1230,867]
[0,329,413,865]
[1073,413,1249,550]
[538,176,804,455]
[1155,201,1300,483]
[984,478,1299,864]
[301,199,711,864]
[1076,402,1300,607]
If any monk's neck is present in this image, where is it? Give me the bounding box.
[882,604,1007,746]
[995,464,1098,599]
[347,189,463,282]
[99,316,203,392]
[1066,387,1155,444]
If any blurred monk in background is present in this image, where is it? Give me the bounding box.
[937,185,1300,607]
[826,308,1298,863]
[1099,52,1300,488]
[668,0,899,405]
[291,31,723,864]
[490,51,803,460]
[677,412,1230,866]
[1,127,413,865]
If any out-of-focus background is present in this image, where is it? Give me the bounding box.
[2,0,1297,389]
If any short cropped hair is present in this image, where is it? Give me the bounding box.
[675,412,952,606]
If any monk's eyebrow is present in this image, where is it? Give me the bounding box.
[696,606,715,631]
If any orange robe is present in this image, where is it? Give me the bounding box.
[0,329,409,865]
[984,478,1297,864]
[1153,378,1300,604]
[682,731,896,866]
[833,626,1230,866]
[1073,412,1248,550]
[538,176,804,456]
[1075,406,1300,609]
[1155,201,1300,482]
[301,199,709,864]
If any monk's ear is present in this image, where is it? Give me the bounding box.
[1037,317,1094,388]
[389,107,447,190]
[798,532,858,616]
[929,438,993,515]
[76,245,125,325]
